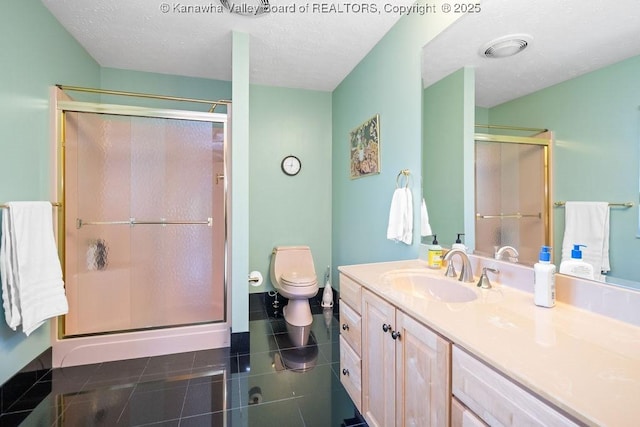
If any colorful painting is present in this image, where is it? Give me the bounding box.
[349,114,380,179]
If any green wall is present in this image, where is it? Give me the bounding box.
[100,68,232,110]
[331,12,462,283]
[0,0,100,386]
[423,68,475,248]
[333,14,439,280]
[249,85,332,292]
[488,55,640,281]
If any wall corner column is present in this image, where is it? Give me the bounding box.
[231,31,250,335]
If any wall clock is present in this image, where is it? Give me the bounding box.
[281,155,301,176]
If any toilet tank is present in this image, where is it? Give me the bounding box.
[271,246,316,283]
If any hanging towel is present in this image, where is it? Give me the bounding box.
[420,197,432,237]
[561,201,610,281]
[0,202,68,336]
[387,187,413,245]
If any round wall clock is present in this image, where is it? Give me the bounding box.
[281,155,301,176]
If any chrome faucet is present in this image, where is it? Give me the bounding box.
[494,245,519,263]
[443,248,474,283]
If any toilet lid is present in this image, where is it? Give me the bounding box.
[281,272,317,286]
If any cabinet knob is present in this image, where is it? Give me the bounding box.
[382,323,392,333]
[342,368,349,376]
[342,323,349,331]
[391,331,402,340]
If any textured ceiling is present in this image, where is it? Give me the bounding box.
[41,0,414,91]
[422,0,640,107]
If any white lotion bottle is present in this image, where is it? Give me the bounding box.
[534,246,556,308]
[559,244,594,280]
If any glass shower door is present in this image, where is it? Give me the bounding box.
[63,111,225,336]
[475,137,549,265]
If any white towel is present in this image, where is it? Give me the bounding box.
[561,201,610,281]
[387,188,413,245]
[0,202,68,336]
[420,197,432,237]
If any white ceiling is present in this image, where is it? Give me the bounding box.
[41,0,414,92]
[422,0,640,107]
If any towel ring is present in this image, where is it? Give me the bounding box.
[396,169,411,189]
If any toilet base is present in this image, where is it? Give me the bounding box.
[285,322,312,348]
[283,299,313,347]
[282,298,313,327]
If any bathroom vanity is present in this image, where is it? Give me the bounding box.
[338,259,640,427]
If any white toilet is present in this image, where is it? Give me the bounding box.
[270,246,319,342]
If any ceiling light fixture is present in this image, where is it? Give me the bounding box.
[219,0,270,16]
[481,34,532,59]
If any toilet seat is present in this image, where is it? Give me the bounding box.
[281,272,317,287]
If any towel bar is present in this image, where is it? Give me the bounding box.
[0,202,62,209]
[554,201,633,208]
[476,212,541,219]
[76,217,213,229]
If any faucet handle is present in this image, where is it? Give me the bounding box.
[444,260,457,278]
[477,267,499,289]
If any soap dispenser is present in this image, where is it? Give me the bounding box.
[559,244,594,280]
[427,235,443,269]
[452,233,467,253]
[534,246,556,308]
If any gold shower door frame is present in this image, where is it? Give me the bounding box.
[55,100,229,339]
[474,130,553,265]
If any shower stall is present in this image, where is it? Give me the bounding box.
[52,88,231,367]
[474,126,552,265]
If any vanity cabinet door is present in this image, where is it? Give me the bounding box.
[362,289,396,427]
[395,311,450,427]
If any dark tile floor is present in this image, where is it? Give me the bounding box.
[1,293,366,426]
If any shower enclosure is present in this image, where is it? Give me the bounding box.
[52,89,230,367]
[474,127,552,265]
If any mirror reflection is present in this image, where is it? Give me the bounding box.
[474,128,551,265]
[421,0,640,288]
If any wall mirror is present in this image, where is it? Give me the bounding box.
[421,0,640,289]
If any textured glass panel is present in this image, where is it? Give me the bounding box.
[64,112,225,336]
[127,116,221,330]
[475,141,545,264]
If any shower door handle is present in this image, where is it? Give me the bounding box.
[216,174,225,184]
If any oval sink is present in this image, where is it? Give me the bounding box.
[380,269,478,303]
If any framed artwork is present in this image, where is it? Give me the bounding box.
[349,114,380,179]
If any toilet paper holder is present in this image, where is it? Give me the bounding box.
[248,271,263,287]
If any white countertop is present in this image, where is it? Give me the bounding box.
[338,259,640,427]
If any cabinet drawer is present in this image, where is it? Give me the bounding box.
[339,273,362,314]
[340,335,362,411]
[452,397,488,427]
[339,301,362,355]
[452,346,578,426]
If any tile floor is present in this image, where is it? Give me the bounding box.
[1,294,366,426]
